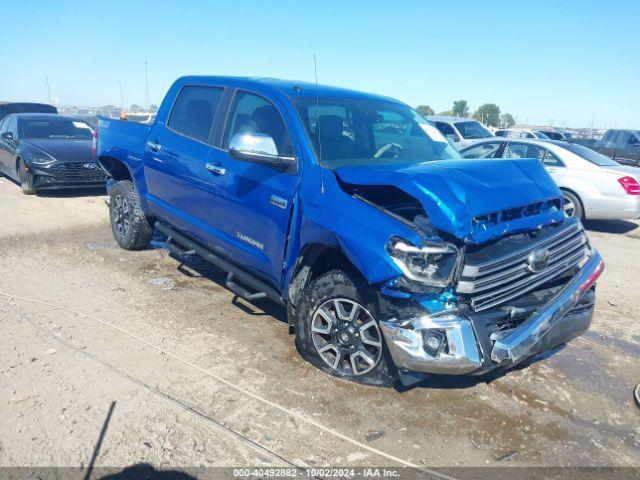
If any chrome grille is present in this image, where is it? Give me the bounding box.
[458,221,589,312]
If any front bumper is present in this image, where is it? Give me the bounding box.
[380,247,604,375]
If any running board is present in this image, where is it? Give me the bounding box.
[155,222,284,306]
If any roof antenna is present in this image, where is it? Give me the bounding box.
[314,54,325,194]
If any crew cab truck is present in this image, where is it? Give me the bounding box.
[593,129,640,167]
[97,76,604,386]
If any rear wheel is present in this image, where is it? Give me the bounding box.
[294,269,393,386]
[109,180,153,250]
[562,190,584,220]
[18,159,35,195]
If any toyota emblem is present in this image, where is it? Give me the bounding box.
[527,248,551,273]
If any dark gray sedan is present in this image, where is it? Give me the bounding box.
[0,113,106,194]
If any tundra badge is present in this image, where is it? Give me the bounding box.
[270,195,287,209]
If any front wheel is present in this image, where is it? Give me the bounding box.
[18,159,35,195]
[109,180,153,250]
[294,269,394,386]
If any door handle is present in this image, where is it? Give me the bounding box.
[146,140,162,152]
[205,163,226,176]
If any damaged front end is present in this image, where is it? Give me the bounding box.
[378,219,603,378]
[332,162,603,378]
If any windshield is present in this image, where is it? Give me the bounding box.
[534,131,550,139]
[562,143,620,166]
[454,120,492,139]
[20,119,93,140]
[293,97,460,168]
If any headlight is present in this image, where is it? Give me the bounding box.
[386,237,461,287]
[29,155,56,165]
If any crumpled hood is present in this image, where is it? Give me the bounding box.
[22,139,94,163]
[335,158,564,244]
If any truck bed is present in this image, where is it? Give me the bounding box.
[97,117,150,163]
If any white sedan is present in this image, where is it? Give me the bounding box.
[460,138,640,220]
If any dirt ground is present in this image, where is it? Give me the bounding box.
[0,176,639,473]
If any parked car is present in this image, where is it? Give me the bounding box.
[97,76,603,387]
[495,129,550,139]
[460,138,640,220]
[539,130,572,141]
[0,113,106,194]
[0,102,57,122]
[427,115,493,148]
[592,129,640,167]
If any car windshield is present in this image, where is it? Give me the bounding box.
[20,119,93,140]
[293,97,460,168]
[562,143,620,166]
[454,120,492,139]
[534,131,550,139]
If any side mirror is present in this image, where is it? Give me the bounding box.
[446,134,460,143]
[1,132,14,140]
[229,132,295,170]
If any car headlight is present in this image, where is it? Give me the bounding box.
[386,237,461,288]
[29,154,56,165]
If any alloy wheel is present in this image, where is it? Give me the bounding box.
[311,298,382,376]
[563,195,576,218]
[112,193,132,241]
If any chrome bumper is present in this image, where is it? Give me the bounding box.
[380,247,604,375]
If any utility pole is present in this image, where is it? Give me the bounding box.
[119,81,124,109]
[46,76,52,104]
[144,59,149,110]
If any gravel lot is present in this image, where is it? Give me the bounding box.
[0,177,639,472]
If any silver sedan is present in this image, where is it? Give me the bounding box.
[460,138,640,221]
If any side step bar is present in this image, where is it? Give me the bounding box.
[156,222,284,306]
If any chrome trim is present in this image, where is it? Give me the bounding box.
[491,247,603,365]
[380,313,482,375]
[205,163,226,176]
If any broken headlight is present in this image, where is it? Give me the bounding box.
[386,237,461,288]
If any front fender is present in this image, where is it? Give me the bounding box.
[293,168,422,285]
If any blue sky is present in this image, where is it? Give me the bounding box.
[1,0,638,128]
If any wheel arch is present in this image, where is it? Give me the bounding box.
[99,155,133,181]
[286,242,367,324]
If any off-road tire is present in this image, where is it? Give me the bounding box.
[109,180,153,250]
[562,190,584,220]
[18,159,35,195]
[294,269,394,386]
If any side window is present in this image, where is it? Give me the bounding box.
[435,122,456,137]
[630,134,640,145]
[543,150,564,167]
[617,131,632,146]
[167,86,224,143]
[504,142,546,160]
[462,141,503,159]
[224,91,293,156]
[6,117,18,137]
[0,118,7,133]
[605,131,619,148]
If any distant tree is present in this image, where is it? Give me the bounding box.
[438,110,454,116]
[130,104,141,111]
[416,105,434,116]
[149,104,159,112]
[452,100,469,117]
[472,103,501,127]
[500,113,516,128]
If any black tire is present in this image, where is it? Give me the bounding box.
[294,269,394,386]
[18,159,35,195]
[109,180,153,250]
[562,190,584,220]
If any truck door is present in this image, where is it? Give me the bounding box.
[143,86,225,238]
[200,90,300,288]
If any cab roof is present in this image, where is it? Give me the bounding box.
[175,76,402,103]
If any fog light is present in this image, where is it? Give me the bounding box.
[423,330,446,357]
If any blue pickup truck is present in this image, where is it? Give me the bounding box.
[97,76,603,386]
